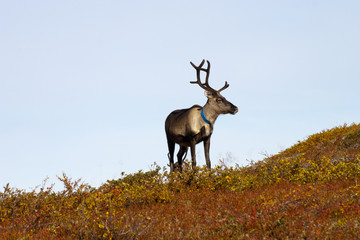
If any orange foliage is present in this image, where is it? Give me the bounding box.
[1,123,360,239]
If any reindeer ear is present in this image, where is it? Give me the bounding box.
[204,91,215,99]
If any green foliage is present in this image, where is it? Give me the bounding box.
[1,123,360,239]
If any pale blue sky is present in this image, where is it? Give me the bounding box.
[1,1,359,191]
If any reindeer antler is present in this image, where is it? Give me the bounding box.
[190,59,229,93]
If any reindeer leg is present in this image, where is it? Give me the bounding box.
[177,146,187,172]
[167,137,175,172]
[190,141,197,171]
[204,137,211,169]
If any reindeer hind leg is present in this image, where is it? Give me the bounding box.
[177,146,188,172]
[190,141,197,171]
[167,137,175,172]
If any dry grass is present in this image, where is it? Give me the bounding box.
[1,123,360,239]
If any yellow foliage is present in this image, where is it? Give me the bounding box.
[1,123,360,238]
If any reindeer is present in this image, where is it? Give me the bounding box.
[165,60,238,172]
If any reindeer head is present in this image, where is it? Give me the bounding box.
[190,60,238,115]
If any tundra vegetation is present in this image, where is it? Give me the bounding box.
[1,123,360,239]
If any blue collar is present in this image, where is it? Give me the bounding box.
[201,108,211,125]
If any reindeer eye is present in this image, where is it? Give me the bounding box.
[216,98,223,103]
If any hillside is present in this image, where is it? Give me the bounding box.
[1,123,360,239]
[270,123,360,162]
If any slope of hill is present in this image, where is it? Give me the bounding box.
[271,123,360,162]
[1,123,360,239]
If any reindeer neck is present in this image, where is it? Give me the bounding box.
[202,102,220,125]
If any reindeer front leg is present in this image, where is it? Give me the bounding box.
[204,137,211,169]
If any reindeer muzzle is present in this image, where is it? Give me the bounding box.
[231,106,238,115]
